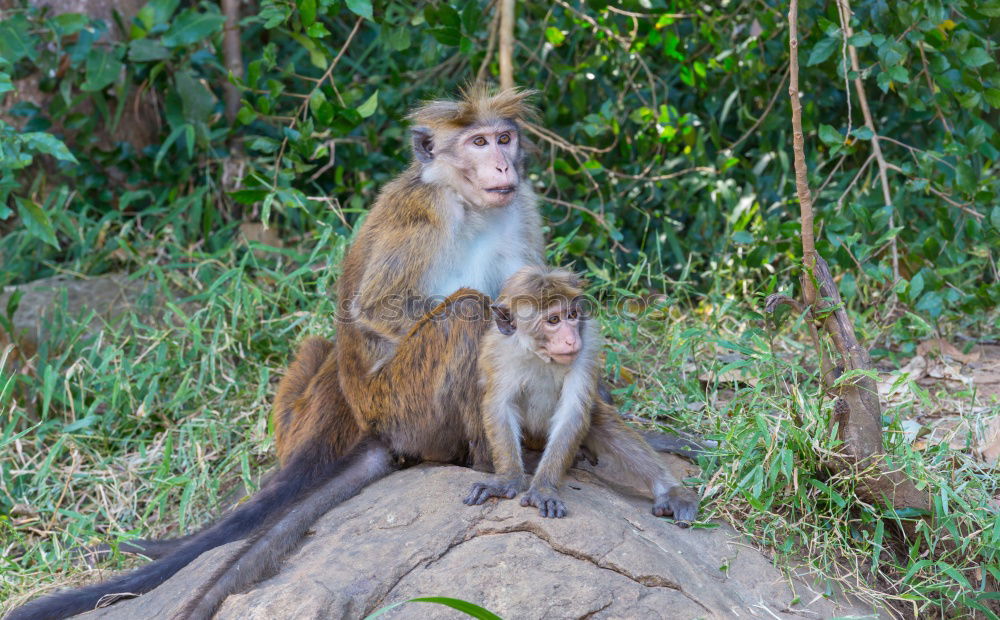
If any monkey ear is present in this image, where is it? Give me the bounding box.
[412,126,434,163]
[490,304,516,336]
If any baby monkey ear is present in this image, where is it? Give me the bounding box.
[490,303,516,335]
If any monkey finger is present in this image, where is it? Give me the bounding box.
[651,502,674,518]
[464,483,491,505]
[547,500,567,518]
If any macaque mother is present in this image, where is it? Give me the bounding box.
[8,86,696,620]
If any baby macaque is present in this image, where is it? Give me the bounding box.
[464,266,699,522]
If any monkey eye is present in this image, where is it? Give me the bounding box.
[498,133,510,145]
[567,309,578,320]
[473,136,487,147]
[546,315,561,325]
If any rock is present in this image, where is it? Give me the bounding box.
[0,272,169,356]
[80,459,879,619]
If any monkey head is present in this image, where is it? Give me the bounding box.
[491,266,588,365]
[407,85,537,209]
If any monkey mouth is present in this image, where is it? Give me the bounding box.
[548,353,577,365]
[485,186,516,194]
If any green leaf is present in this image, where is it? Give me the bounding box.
[908,272,924,301]
[0,15,37,62]
[356,90,378,118]
[16,197,59,248]
[545,27,566,46]
[129,39,170,62]
[236,105,256,125]
[162,10,225,48]
[175,70,215,123]
[961,47,992,68]
[52,13,90,36]
[23,132,78,163]
[138,0,180,27]
[984,88,1000,108]
[306,22,330,38]
[887,64,910,84]
[806,36,839,66]
[346,0,373,21]
[228,189,269,205]
[818,124,842,145]
[954,162,975,193]
[847,30,871,47]
[364,597,502,620]
[876,70,892,92]
[732,230,754,244]
[990,206,1000,232]
[428,27,461,46]
[298,0,316,28]
[81,47,124,92]
[850,126,874,140]
[154,123,193,172]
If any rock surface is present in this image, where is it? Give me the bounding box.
[80,459,879,619]
[1,273,171,354]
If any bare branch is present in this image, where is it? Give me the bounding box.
[836,0,898,287]
[499,0,515,90]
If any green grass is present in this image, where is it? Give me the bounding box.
[2,230,998,618]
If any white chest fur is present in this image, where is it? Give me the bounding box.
[424,199,530,299]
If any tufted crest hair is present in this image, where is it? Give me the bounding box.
[407,84,539,132]
[497,265,586,314]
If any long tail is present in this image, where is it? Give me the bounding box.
[177,437,397,619]
[5,440,353,620]
[640,430,714,460]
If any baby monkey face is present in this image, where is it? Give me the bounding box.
[534,301,583,365]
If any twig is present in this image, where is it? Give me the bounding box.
[836,0,898,290]
[787,0,816,303]
[606,166,715,182]
[221,0,243,126]
[477,1,501,82]
[728,65,789,151]
[499,0,515,89]
[836,152,875,211]
[543,195,629,254]
[917,41,951,134]
[606,7,691,18]
[271,18,363,187]
[815,154,846,199]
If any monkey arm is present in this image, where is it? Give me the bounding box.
[464,367,528,507]
[351,221,444,347]
[518,376,593,519]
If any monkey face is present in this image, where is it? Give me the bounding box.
[536,302,583,364]
[453,121,521,207]
[413,120,523,208]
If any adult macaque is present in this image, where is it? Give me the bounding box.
[9,86,693,620]
[465,266,700,521]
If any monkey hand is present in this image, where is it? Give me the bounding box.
[464,476,527,506]
[520,485,567,518]
[652,485,699,526]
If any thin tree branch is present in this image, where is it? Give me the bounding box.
[836,0,898,289]
[728,64,789,151]
[787,0,816,305]
[271,18,363,188]
[499,0,515,90]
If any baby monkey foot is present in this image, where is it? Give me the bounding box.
[520,487,567,518]
[464,478,524,506]
[652,485,699,526]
